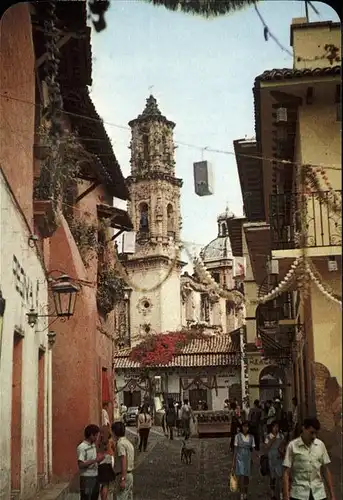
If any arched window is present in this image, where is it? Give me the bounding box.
[143,134,149,161]
[167,204,174,237]
[221,222,227,236]
[139,203,149,233]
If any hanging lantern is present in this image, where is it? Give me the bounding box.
[193,160,214,196]
[51,275,79,318]
[276,107,288,123]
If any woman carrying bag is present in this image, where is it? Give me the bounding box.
[231,421,256,500]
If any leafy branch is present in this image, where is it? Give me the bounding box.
[34,125,84,207]
[68,216,98,266]
[97,266,126,316]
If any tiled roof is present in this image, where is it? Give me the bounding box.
[256,65,341,82]
[114,334,240,369]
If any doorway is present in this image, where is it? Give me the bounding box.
[37,349,45,477]
[259,365,286,402]
[11,333,23,492]
[189,388,208,410]
[124,390,141,408]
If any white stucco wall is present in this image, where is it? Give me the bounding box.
[0,170,50,499]
[160,270,181,332]
[128,261,182,344]
[128,266,163,343]
[115,369,241,413]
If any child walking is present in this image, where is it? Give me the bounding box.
[232,421,255,500]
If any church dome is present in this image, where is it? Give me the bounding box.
[217,206,234,222]
[200,236,233,263]
[200,206,234,263]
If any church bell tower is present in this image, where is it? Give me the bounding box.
[125,95,183,343]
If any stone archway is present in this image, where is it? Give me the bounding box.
[259,365,285,402]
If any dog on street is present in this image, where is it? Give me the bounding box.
[180,440,195,464]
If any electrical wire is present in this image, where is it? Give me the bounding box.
[253,4,334,64]
[0,92,341,171]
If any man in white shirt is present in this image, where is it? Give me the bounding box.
[77,424,104,500]
[102,402,110,427]
[112,421,135,500]
[283,417,336,500]
[120,403,128,420]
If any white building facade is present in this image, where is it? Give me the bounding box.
[0,169,51,500]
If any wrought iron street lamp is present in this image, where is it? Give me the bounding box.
[51,274,79,317]
[27,274,80,328]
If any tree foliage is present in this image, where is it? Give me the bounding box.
[143,0,257,17]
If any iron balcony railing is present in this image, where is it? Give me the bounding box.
[256,292,295,328]
[270,191,342,250]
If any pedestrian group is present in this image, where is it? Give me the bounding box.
[228,396,336,500]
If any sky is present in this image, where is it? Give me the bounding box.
[90,0,339,254]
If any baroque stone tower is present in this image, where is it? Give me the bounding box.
[125,95,183,344]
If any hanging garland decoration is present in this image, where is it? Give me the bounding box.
[113,242,181,293]
[310,163,341,202]
[254,257,301,304]
[304,165,341,214]
[308,258,342,301]
[306,261,342,307]
[296,162,312,304]
[182,242,244,305]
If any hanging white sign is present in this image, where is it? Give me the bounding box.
[122,231,136,254]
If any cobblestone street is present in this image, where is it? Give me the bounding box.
[132,433,342,500]
[133,436,267,500]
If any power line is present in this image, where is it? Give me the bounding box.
[253,4,329,64]
[0,92,341,171]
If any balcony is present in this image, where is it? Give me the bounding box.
[256,292,296,364]
[270,191,342,258]
[256,292,295,328]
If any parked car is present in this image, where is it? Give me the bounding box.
[124,406,139,426]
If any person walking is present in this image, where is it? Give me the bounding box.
[77,424,104,500]
[165,401,177,440]
[112,421,135,500]
[137,405,152,452]
[229,401,242,452]
[283,417,336,500]
[267,400,277,428]
[265,421,285,500]
[232,421,256,500]
[98,425,116,500]
[180,398,194,439]
[176,402,182,436]
[248,399,262,452]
